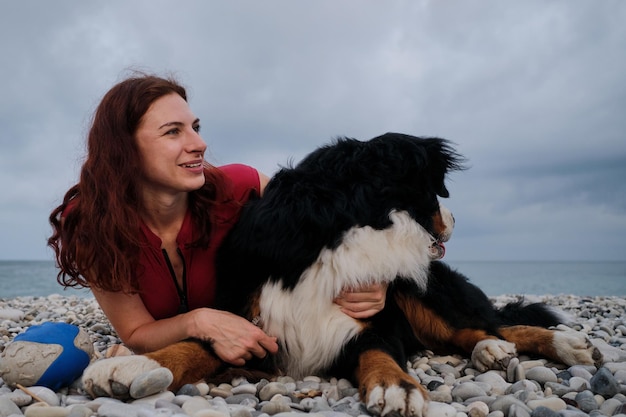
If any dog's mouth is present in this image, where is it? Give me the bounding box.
[429,240,446,260]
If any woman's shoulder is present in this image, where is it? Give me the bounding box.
[216,164,261,196]
[218,163,258,181]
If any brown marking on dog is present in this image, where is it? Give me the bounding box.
[356,349,428,413]
[431,210,447,238]
[146,340,222,391]
[450,328,500,353]
[245,289,262,323]
[395,293,502,354]
[498,325,559,360]
[395,293,455,348]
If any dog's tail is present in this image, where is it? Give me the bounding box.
[495,299,564,328]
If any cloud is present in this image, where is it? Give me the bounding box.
[0,0,625,260]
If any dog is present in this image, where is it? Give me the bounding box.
[82,133,602,417]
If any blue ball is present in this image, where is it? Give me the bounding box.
[4,322,93,390]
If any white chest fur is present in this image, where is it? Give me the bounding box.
[257,210,435,377]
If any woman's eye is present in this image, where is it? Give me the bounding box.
[166,128,180,135]
[193,124,201,133]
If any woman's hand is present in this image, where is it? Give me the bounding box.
[334,283,388,319]
[191,309,278,366]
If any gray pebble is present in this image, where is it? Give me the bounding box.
[181,396,212,415]
[129,368,173,399]
[309,397,332,412]
[176,384,200,396]
[509,403,532,417]
[558,410,590,417]
[506,357,520,382]
[225,394,259,407]
[515,390,538,403]
[568,376,590,391]
[231,407,253,417]
[258,382,289,401]
[556,370,572,382]
[490,395,532,415]
[569,366,594,380]
[260,400,291,414]
[429,385,453,403]
[428,401,458,417]
[232,384,258,395]
[23,404,71,417]
[0,308,25,321]
[431,363,460,379]
[530,406,560,417]
[5,388,32,406]
[27,386,60,406]
[209,387,232,398]
[155,399,185,414]
[131,391,176,406]
[467,401,490,417]
[543,382,574,396]
[138,409,174,417]
[67,404,95,417]
[508,380,540,394]
[0,395,22,416]
[2,294,626,417]
[615,369,626,384]
[193,409,229,417]
[574,390,598,412]
[526,397,566,412]
[600,397,623,415]
[475,371,510,395]
[524,367,557,385]
[296,380,320,391]
[452,382,488,401]
[97,401,143,417]
[615,403,626,415]
[590,367,620,398]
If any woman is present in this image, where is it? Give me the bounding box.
[48,73,386,366]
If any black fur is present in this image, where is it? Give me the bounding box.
[215,133,464,312]
[214,132,564,383]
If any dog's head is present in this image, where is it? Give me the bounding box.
[270,132,464,242]
[223,133,462,285]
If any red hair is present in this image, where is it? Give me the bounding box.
[48,74,232,293]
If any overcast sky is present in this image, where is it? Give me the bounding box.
[1,1,625,262]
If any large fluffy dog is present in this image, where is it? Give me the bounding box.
[83,133,601,417]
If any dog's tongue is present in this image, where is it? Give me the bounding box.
[430,242,446,260]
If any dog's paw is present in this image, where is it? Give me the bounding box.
[82,355,173,399]
[471,339,517,372]
[553,325,603,367]
[365,382,428,417]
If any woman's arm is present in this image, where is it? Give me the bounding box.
[92,288,278,365]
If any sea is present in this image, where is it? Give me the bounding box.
[0,260,625,300]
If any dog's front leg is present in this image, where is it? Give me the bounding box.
[145,339,223,391]
[83,340,222,399]
[356,349,428,417]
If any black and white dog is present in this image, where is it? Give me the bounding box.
[83,133,601,417]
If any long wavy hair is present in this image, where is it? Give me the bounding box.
[48,74,232,293]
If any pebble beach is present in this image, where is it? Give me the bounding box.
[1,294,625,417]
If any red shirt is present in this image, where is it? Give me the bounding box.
[136,164,260,319]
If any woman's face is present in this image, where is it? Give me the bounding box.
[135,93,207,197]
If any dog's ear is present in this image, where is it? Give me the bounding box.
[367,133,466,199]
[424,138,466,198]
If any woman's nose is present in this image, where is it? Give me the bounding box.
[188,129,207,153]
